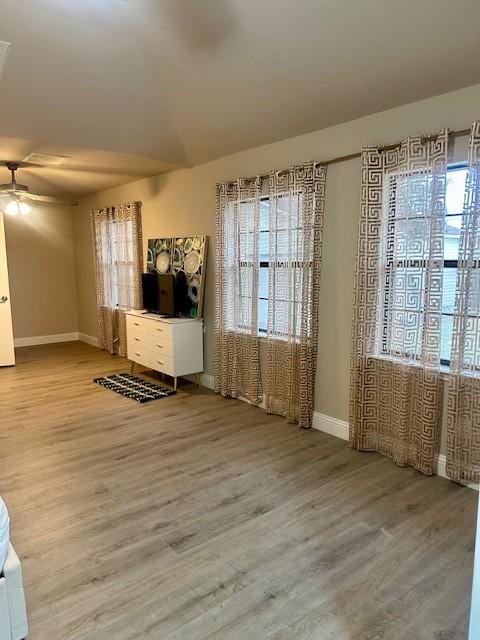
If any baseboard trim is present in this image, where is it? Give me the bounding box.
[312,412,477,490]
[312,412,349,441]
[436,453,447,479]
[14,332,79,347]
[78,333,98,347]
[200,373,215,390]
[435,454,478,490]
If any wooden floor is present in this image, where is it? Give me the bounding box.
[0,342,477,639]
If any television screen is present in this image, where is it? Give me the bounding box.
[142,273,175,316]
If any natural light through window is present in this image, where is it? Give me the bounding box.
[379,164,468,366]
[442,166,467,363]
[257,197,305,337]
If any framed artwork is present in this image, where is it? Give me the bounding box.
[147,235,208,318]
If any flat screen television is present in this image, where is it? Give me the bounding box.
[142,273,175,316]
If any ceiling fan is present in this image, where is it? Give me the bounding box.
[0,161,75,216]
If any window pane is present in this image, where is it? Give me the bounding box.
[270,228,297,262]
[259,231,269,261]
[391,267,426,313]
[393,172,436,219]
[258,298,268,332]
[463,316,480,369]
[444,215,462,260]
[466,269,480,316]
[238,231,256,261]
[270,194,300,230]
[239,266,254,299]
[393,218,431,261]
[446,168,467,215]
[389,309,423,358]
[260,200,269,232]
[441,314,453,363]
[259,266,269,299]
[255,194,308,340]
[381,167,472,363]
[442,268,457,314]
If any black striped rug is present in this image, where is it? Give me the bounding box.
[93,373,176,403]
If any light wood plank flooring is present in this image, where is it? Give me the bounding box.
[0,342,476,639]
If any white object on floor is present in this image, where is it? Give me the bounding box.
[0,498,9,573]
[0,544,28,640]
[125,311,204,391]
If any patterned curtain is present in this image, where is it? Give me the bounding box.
[446,122,480,482]
[214,178,263,405]
[350,132,450,475]
[91,201,143,357]
[265,162,327,428]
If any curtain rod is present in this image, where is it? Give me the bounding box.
[255,126,471,178]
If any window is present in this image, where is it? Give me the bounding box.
[379,164,470,366]
[258,198,270,333]
[257,196,307,337]
[222,185,316,342]
[227,194,308,338]
[99,218,135,310]
[441,166,467,364]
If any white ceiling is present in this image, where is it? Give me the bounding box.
[0,0,480,197]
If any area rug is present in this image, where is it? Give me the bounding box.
[93,373,176,403]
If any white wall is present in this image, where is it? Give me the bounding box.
[5,203,78,340]
[73,83,480,426]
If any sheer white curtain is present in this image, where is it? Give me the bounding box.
[350,132,449,474]
[91,201,143,356]
[265,162,327,428]
[446,122,480,482]
[214,178,263,404]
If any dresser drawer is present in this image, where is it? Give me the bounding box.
[149,352,175,376]
[148,334,174,357]
[148,321,173,341]
[128,332,149,350]
[127,345,151,369]
[126,314,149,334]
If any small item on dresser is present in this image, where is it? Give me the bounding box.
[93,373,176,403]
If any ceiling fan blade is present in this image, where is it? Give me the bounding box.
[21,192,78,206]
[0,190,77,205]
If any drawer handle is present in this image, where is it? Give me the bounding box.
[156,344,163,348]
[157,360,164,365]
[135,337,140,342]
[135,352,141,357]
[134,322,140,326]
[156,328,163,332]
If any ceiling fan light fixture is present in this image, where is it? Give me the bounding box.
[5,198,31,216]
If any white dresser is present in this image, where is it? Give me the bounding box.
[125,310,204,390]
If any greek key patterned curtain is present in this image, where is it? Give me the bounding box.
[214,178,263,405]
[350,132,449,474]
[446,122,480,482]
[265,163,327,428]
[91,201,143,357]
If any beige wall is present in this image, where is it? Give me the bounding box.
[4,204,78,339]
[72,83,480,422]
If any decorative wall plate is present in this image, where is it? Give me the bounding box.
[184,250,201,274]
[192,236,203,250]
[184,237,193,253]
[155,251,171,273]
